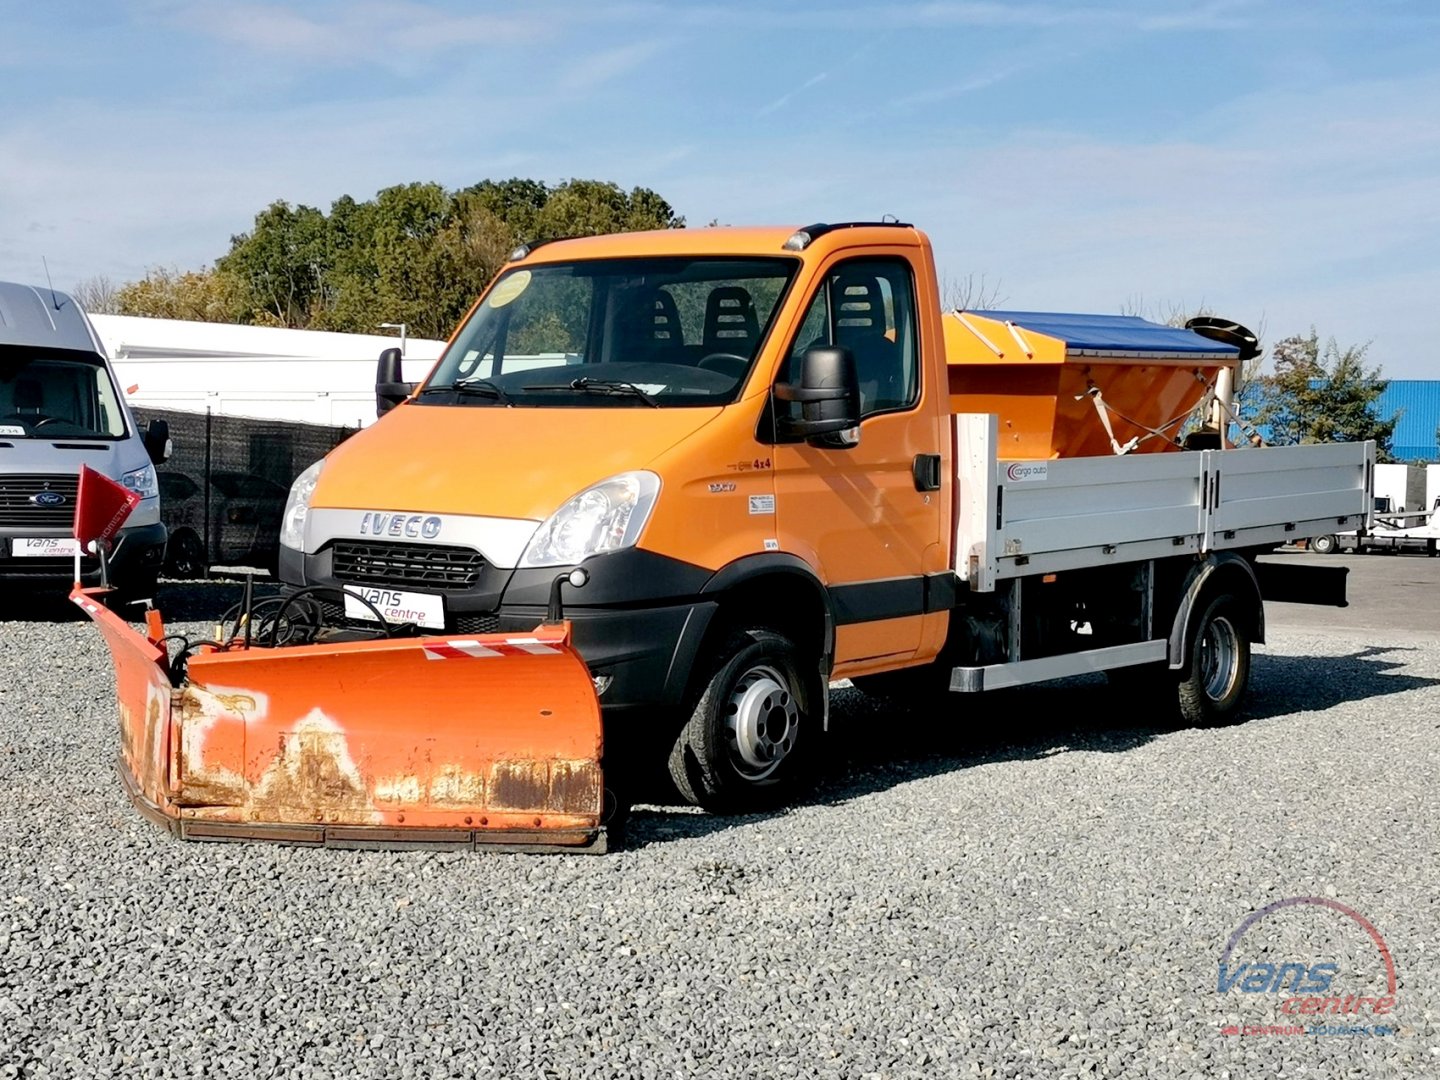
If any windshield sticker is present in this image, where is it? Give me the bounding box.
[0,424,25,436]
[487,270,532,309]
[633,384,666,395]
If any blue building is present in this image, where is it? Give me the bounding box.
[1379,381,1440,461]
[1234,379,1440,461]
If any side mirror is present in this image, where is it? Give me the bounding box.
[774,346,860,448]
[376,347,416,416]
[143,418,171,465]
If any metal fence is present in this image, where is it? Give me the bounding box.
[133,407,356,576]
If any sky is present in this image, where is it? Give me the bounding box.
[2,0,1438,374]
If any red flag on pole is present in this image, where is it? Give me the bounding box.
[73,464,141,549]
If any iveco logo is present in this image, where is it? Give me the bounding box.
[30,491,67,507]
[359,512,442,539]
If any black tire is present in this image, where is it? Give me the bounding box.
[1176,592,1251,727]
[1309,534,1337,555]
[667,630,816,813]
[165,529,207,579]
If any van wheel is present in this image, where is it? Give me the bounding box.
[166,529,206,579]
[667,630,814,813]
[1177,592,1251,727]
[1309,534,1337,555]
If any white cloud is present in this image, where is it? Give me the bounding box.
[165,0,550,67]
[556,39,670,95]
[758,72,829,117]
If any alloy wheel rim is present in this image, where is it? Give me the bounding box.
[724,664,799,781]
[1200,616,1240,701]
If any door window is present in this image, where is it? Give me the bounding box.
[783,258,919,417]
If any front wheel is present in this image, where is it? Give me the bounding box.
[1176,592,1252,727]
[667,630,816,813]
[1309,534,1338,555]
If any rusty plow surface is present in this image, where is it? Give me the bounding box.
[73,588,607,852]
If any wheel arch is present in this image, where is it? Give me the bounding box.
[1166,553,1264,676]
[661,554,834,718]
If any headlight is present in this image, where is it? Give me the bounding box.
[120,464,158,500]
[521,471,660,567]
[280,459,325,551]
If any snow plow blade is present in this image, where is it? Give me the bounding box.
[72,587,607,852]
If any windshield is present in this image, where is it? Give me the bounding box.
[422,256,796,407]
[0,347,127,439]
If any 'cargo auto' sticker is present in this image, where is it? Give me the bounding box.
[748,495,775,515]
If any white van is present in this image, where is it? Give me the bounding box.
[0,282,169,600]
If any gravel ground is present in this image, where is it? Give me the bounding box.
[1,584,1437,1078]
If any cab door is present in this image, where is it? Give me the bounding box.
[770,253,945,669]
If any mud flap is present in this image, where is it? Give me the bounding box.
[72,587,606,852]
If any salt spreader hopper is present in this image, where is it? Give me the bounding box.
[944,311,1257,458]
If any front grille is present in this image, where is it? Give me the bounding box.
[0,473,78,528]
[331,540,485,591]
[454,614,501,634]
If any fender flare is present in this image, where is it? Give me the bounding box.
[660,553,835,724]
[1167,553,1265,675]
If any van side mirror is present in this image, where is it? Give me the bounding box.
[774,346,860,448]
[143,419,171,465]
[376,347,416,416]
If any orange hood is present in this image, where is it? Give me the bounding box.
[313,401,722,519]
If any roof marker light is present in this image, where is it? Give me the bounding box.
[782,230,812,251]
[508,244,531,262]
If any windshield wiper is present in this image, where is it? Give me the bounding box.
[528,378,660,407]
[418,379,512,404]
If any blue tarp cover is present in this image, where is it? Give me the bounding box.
[971,311,1240,356]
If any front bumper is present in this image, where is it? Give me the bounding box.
[282,543,719,714]
[0,522,167,587]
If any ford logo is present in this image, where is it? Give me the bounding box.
[30,491,66,507]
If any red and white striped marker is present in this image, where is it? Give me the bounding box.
[422,637,565,661]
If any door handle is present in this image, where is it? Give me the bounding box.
[912,453,942,492]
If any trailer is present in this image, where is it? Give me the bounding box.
[75,222,1372,851]
[1309,497,1440,556]
[90,314,446,428]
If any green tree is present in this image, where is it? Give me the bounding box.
[218,201,330,325]
[1250,328,1397,459]
[145,176,684,337]
[115,266,248,323]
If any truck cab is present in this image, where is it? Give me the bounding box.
[0,282,170,600]
[281,224,948,682]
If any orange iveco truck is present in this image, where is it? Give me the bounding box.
[75,220,1372,849]
[259,221,1371,818]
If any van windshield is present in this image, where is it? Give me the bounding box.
[0,348,126,438]
[421,256,796,407]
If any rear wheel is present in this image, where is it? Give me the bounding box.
[1176,592,1251,727]
[1309,534,1337,555]
[667,630,815,813]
